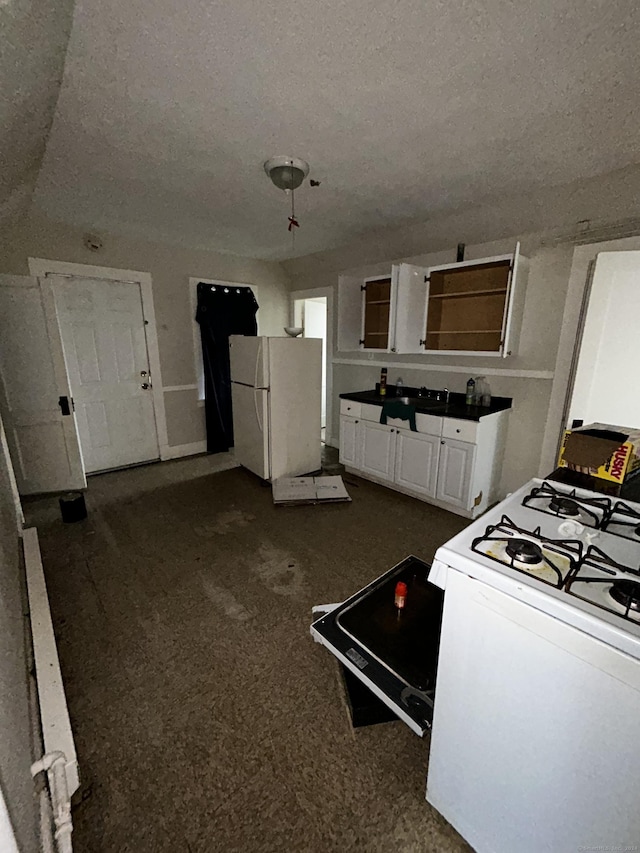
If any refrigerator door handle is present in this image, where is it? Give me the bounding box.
[254,388,263,433]
[254,338,262,391]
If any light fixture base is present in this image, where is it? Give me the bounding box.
[264,156,310,192]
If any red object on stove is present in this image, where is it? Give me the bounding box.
[395,581,407,609]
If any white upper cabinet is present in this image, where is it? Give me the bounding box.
[337,244,527,357]
[421,243,526,358]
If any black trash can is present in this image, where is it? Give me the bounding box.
[59,492,87,523]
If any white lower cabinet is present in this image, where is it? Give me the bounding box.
[338,415,360,468]
[359,421,396,481]
[395,429,440,498]
[339,405,508,518]
[435,438,476,509]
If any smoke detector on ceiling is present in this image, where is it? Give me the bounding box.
[264,156,310,192]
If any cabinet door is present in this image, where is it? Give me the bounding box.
[360,420,396,481]
[436,438,476,509]
[337,275,365,351]
[394,429,440,498]
[393,264,429,353]
[339,416,360,468]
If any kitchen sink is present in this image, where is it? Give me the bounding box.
[397,396,446,410]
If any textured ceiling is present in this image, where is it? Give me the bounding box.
[0,0,75,227]
[34,0,640,260]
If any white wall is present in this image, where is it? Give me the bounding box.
[0,210,291,450]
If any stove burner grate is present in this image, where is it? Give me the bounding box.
[609,579,640,613]
[471,515,583,588]
[522,482,609,528]
[602,501,640,541]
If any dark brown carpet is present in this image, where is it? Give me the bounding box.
[27,456,471,852]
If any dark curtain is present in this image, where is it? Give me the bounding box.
[196,283,258,453]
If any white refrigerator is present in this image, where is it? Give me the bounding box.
[229,335,322,481]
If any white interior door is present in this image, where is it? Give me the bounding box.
[0,275,86,494]
[568,251,640,428]
[51,275,159,474]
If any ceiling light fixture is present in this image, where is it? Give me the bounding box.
[264,156,310,248]
[264,156,309,192]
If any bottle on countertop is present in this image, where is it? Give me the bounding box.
[395,376,404,396]
[465,377,476,406]
[379,367,388,397]
[476,376,492,407]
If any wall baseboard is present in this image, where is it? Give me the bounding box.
[160,441,207,460]
[23,527,79,797]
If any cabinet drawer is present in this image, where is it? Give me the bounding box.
[340,400,362,418]
[442,418,478,443]
[361,403,383,422]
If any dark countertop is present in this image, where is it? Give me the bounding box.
[339,387,512,422]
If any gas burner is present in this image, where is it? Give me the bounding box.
[549,496,580,517]
[470,516,582,588]
[602,501,640,542]
[609,580,640,613]
[565,545,640,625]
[505,539,543,565]
[522,482,609,528]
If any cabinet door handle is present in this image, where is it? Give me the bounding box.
[355,420,359,423]
[441,440,445,445]
[456,428,461,433]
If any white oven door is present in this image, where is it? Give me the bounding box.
[427,568,640,853]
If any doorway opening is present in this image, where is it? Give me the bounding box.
[291,291,330,444]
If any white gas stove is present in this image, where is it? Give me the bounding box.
[427,477,640,853]
[430,477,640,657]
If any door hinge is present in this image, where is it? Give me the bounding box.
[424,276,430,283]
[360,284,367,291]
[358,339,365,346]
[419,339,427,347]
